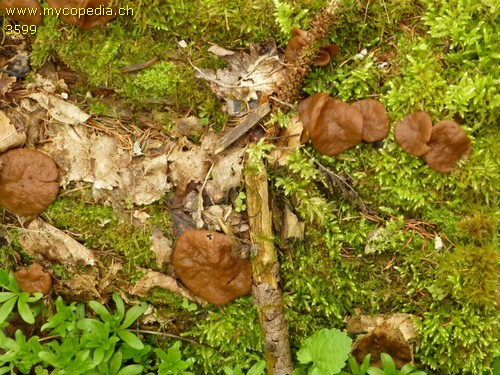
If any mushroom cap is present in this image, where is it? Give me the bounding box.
[173,230,252,306]
[394,111,433,156]
[46,0,116,29]
[284,27,309,64]
[352,99,391,142]
[298,92,330,143]
[14,263,52,294]
[0,148,60,216]
[298,94,363,156]
[0,0,42,25]
[424,120,472,173]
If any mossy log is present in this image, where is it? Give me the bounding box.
[245,157,293,375]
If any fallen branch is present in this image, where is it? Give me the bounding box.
[245,156,293,375]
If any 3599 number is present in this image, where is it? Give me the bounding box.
[5,24,36,35]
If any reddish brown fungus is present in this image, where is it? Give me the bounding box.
[424,120,472,173]
[46,0,116,29]
[298,93,363,156]
[0,0,42,25]
[394,111,433,156]
[0,148,59,216]
[14,263,52,294]
[352,99,391,143]
[172,230,252,306]
[284,27,339,67]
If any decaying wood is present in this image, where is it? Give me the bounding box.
[245,157,293,375]
[215,102,270,154]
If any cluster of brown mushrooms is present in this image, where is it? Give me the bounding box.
[394,111,472,173]
[285,27,339,67]
[0,0,116,29]
[298,92,391,156]
[297,93,472,173]
[0,148,60,216]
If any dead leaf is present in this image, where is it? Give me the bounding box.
[282,205,305,240]
[194,40,283,115]
[19,218,97,266]
[150,227,173,268]
[0,110,26,153]
[130,269,203,303]
[0,76,16,97]
[205,147,244,195]
[268,116,303,166]
[28,92,90,125]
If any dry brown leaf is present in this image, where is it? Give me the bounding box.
[0,110,26,153]
[268,117,303,166]
[130,269,202,303]
[194,40,283,115]
[0,76,16,97]
[28,92,90,125]
[150,227,173,268]
[19,218,97,266]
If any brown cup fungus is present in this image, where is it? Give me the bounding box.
[352,99,391,143]
[14,263,52,294]
[394,111,433,156]
[285,27,339,67]
[298,93,363,156]
[424,120,472,173]
[0,0,42,25]
[173,230,252,306]
[46,0,116,29]
[0,148,60,216]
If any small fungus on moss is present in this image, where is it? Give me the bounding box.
[284,27,339,67]
[394,111,433,156]
[14,263,52,294]
[352,99,391,143]
[0,148,59,216]
[172,230,252,306]
[424,120,472,173]
[46,0,116,29]
[298,93,363,156]
[0,0,42,25]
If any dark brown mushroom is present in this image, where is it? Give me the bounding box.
[0,0,42,25]
[424,120,472,173]
[0,148,59,216]
[298,93,364,156]
[394,111,433,156]
[352,99,391,143]
[46,0,116,29]
[285,27,339,67]
[172,230,252,306]
[14,263,52,294]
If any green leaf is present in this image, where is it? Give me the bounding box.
[117,330,144,350]
[360,354,372,375]
[247,360,266,375]
[89,300,112,321]
[121,303,147,329]
[116,365,144,375]
[109,350,123,375]
[0,292,15,303]
[366,367,385,375]
[113,293,125,322]
[0,296,17,323]
[347,354,361,375]
[17,298,35,324]
[380,353,397,375]
[296,328,352,375]
[399,363,416,375]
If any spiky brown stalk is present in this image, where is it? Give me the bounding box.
[278,0,341,105]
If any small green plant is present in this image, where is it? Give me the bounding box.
[340,354,371,375]
[292,328,352,375]
[0,269,43,325]
[235,191,247,213]
[223,360,266,375]
[366,353,426,375]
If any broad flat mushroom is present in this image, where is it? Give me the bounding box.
[173,230,252,306]
[0,148,59,216]
[285,27,339,67]
[298,93,363,156]
[424,120,472,173]
[394,111,433,156]
[0,0,42,25]
[14,263,52,294]
[352,99,391,143]
[46,0,116,29]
